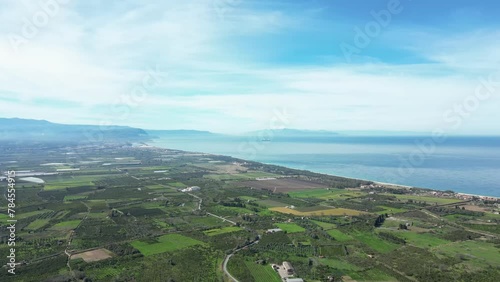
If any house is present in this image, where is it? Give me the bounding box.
[283,261,294,275]
[266,228,282,233]
[285,278,304,282]
[181,186,201,192]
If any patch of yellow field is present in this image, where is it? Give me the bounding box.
[270,207,365,216]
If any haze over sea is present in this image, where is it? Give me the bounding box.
[151,135,500,197]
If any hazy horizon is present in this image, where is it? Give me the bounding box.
[1,0,499,134]
[4,117,500,137]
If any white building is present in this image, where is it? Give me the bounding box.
[266,228,282,233]
[285,278,304,282]
[181,186,201,192]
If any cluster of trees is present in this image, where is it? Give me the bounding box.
[374,214,387,227]
[379,245,472,281]
[0,254,68,281]
[220,199,246,208]
[429,206,484,217]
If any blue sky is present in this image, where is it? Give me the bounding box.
[1,0,499,134]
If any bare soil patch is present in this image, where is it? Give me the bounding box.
[461,205,490,212]
[71,248,113,262]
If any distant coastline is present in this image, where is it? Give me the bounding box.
[140,142,500,200]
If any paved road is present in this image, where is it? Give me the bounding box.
[187,193,203,210]
[223,254,239,282]
[184,190,258,282]
[222,239,260,282]
[206,212,237,225]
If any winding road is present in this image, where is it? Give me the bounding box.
[222,238,261,282]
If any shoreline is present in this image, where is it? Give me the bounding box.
[139,142,500,200]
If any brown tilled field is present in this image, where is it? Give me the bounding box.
[460,205,490,212]
[238,178,328,193]
[71,248,113,262]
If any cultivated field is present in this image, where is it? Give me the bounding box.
[312,220,337,230]
[432,241,500,267]
[270,207,365,216]
[327,229,353,242]
[351,231,399,253]
[50,220,82,230]
[244,261,281,282]
[130,234,205,256]
[204,226,243,236]
[71,248,114,262]
[256,199,287,207]
[238,178,328,193]
[275,223,306,233]
[386,194,463,205]
[2,142,498,282]
[289,188,365,199]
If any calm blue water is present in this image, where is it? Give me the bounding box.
[150,135,500,197]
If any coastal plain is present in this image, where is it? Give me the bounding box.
[0,143,499,282]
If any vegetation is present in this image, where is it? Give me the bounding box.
[203,226,243,236]
[275,223,306,233]
[0,142,498,281]
[130,234,205,256]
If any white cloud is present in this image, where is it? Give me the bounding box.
[0,0,499,134]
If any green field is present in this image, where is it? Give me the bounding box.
[204,226,243,236]
[212,206,255,215]
[190,216,231,227]
[43,175,110,190]
[86,200,109,210]
[375,205,408,215]
[130,234,205,256]
[87,266,121,281]
[289,188,366,199]
[349,268,397,281]
[432,241,500,267]
[352,231,399,253]
[25,219,50,230]
[17,209,53,219]
[244,261,281,282]
[319,258,361,271]
[166,182,185,188]
[312,220,337,230]
[275,223,306,233]
[385,230,450,248]
[145,184,169,190]
[51,220,82,230]
[327,229,353,242]
[64,195,88,202]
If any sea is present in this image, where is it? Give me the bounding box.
[150,135,500,197]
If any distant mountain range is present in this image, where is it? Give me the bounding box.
[146,129,223,137]
[0,118,149,143]
[0,118,430,144]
